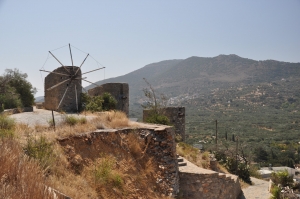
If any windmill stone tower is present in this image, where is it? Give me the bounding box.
[44,66,82,112]
[41,44,104,112]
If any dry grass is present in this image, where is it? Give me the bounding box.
[0,138,54,199]
[96,111,130,128]
[2,112,170,199]
[176,142,211,169]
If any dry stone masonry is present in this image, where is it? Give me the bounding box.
[88,83,129,115]
[143,107,185,141]
[44,66,82,112]
[57,125,179,196]
[178,157,242,199]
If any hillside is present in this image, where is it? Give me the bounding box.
[86,54,300,159]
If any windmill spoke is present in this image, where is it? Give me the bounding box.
[82,67,105,75]
[39,69,70,77]
[49,51,71,74]
[74,77,87,80]
[57,84,70,110]
[82,79,99,87]
[74,53,89,76]
[75,84,78,112]
[69,43,74,67]
[47,78,72,91]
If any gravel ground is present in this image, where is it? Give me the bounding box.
[240,177,272,199]
[9,107,96,127]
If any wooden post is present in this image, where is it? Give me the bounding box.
[52,110,56,131]
[215,120,218,150]
[236,136,239,175]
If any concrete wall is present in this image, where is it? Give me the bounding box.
[88,83,129,115]
[44,66,82,112]
[143,107,185,141]
[57,125,179,196]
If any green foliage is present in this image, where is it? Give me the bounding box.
[270,185,281,199]
[249,165,262,179]
[81,92,117,112]
[24,136,54,169]
[271,170,293,187]
[145,112,170,125]
[224,157,251,184]
[102,92,117,111]
[0,103,4,113]
[63,115,87,126]
[95,157,113,183]
[94,156,123,188]
[0,114,15,137]
[0,69,36,108]
[112,174,123,189]
[64,115,78,126]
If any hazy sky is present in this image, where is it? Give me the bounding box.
[0,1,299,97]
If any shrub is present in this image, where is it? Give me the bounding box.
[64,115,78,126]
[270,185,281,199]
[102,92,117,111]
[93,155,124,189]
[145,113,170,125]
[271,170,293,187]
[63,115,87,126]
[81,92,117,113]
[94,156,114,184]
[225,157,251,184]
[0,103,4,112]
[0,114,15,137]
[24,136,54,169]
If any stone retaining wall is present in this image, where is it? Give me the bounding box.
[57,125,179,196]
[1,107,33,115]
[178,158,242,199]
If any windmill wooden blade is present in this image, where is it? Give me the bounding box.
[74,53,89,76]
[82,79,99,87]
[39,69,70,77]
[49,51,71,74]
[82,67,105,75]
[47,78,71,91]
[57,85,70,110]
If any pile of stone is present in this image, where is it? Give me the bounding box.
[279,186,300,199]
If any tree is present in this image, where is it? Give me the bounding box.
[0,69,36,109]
[142,78,170,125]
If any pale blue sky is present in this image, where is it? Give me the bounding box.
[0,1,299,97]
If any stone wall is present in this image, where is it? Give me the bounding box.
[44,66,82,112]
[178,158,242,199]
[143,107,185,141]
[1,107,33,115]
[88,83,129,115]
[57,125,179,196]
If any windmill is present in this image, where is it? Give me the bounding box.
[40,44,104,112]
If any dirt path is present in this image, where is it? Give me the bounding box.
[9,107,95,127]
[240,177,271,199]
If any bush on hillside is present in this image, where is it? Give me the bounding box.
[0,114,15,137]
[24,136,55,170]
[81,92,116,112]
